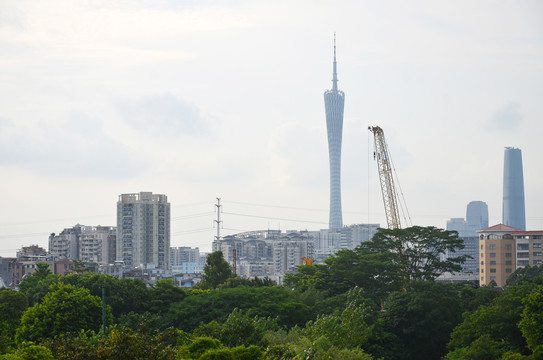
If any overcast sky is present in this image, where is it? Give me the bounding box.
[1,0,542,256]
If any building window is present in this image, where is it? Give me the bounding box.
[518,252,530,258]
[490,268,496,273]
[481,253,484,258]
[490,276,496,281]
[481,261,484,265]
[490,253,496,258]
[534,260,542,265]
[518,244,529,250]
[506,253,512,258]
[506,268,512,273]
[481,276,484,281]
[518,260,530,266]
[481,268,484,273]
[490,260,496,265]
[506,244,512,250]
[506,260,512,265]
[489,244,496,250]
[534,243,542,248]
[534,252,542,257]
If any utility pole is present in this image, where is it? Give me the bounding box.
[102,287,106,335]
[233,248,237,275]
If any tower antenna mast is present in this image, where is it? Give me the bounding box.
[214,198,222,241]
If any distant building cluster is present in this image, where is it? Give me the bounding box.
[212,224,379,284]
[441,147,540,287]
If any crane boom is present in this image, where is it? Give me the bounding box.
[369,126,401,229]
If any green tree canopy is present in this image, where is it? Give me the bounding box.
[198,251,233,290]
[365,226,468,281]
[16,283,112,343]
[518,285,543,350]
[0,288,28,352]
[375,281,463,360]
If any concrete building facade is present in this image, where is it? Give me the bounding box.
[475,223,543,287]
[213,230,315,281]
[479,224,518,287]
[117,192,170,270]
[49,224,116,265]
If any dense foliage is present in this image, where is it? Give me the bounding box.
[1,227,542,359]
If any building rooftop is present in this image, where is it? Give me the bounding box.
[479,224,522,232]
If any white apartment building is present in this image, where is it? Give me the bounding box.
[49,225,116,265]
[117,192,170,270]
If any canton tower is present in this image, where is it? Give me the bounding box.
[324,34,345,229]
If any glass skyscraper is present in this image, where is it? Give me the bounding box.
[502,147,526,230]
[324,36,345,230]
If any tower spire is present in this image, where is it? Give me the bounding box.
[332,32,338,91]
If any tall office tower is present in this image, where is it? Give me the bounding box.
[502,147,526,230]
[117,192,170,270]
[324,34,345,229]
[466,201,489,236]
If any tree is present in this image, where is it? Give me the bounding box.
[59,273,151,319]
[16,283,113,343]
[0,342,55,360]
[447,280,540,356]
[198,251,233,290]
[34,262,52,278]
[169,286,311,331]
[0,289,28,352]
[506,265,543,286]
[194,308,278,348]
[365,226,468,281]
[148,279,186,315]
[518,286,543,351]
[375,281,463,360]
[285,226,467,302]
[18,272,59,306]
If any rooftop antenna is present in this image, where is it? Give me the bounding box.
[332,32,338,91]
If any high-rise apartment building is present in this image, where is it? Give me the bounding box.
[117,192,170,270]
[79,226,116,265]
[324,35,345,229]
[503,147,526,230]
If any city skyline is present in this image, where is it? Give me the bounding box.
[0,1,542,255]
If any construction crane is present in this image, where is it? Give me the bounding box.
[368,126,403,229]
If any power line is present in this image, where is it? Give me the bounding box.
[222,211,328,225]
[224,200,368,215]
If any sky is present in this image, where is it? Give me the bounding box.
[0,0,542,256]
